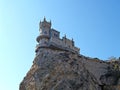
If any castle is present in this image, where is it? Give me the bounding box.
[35,18,80,54]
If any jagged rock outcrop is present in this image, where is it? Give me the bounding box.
[20,48,120,90]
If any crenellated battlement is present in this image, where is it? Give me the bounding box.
[36,17,80,54]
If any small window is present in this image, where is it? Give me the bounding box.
[54,33,58,37]
[44,31,47,34]
[44,41,47,44]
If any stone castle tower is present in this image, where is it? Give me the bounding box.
[36,18,80,54]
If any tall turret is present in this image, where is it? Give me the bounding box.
[36,17,51,48]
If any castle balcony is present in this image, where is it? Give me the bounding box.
[35,43,49,52]
[36,34,50,42]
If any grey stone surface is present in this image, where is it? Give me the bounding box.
[20,48,120,90]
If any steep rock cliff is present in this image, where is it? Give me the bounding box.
[20,48,120,90]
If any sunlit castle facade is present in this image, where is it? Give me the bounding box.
[36,18,80,54]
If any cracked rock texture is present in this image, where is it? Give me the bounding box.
[20,48,120,90]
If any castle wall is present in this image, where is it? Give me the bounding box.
[50,29,60,39]
[50,37,79,53]
[50,37,64,47]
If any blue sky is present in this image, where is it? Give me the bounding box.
[0,0,120,90]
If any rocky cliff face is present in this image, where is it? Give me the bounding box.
[20,48,120,90]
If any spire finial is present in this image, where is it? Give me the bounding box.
[44,16,46,21]
[64,34,66,38]
[72,38,74,46]
[72,38,74,41]
[50,20,51,25]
